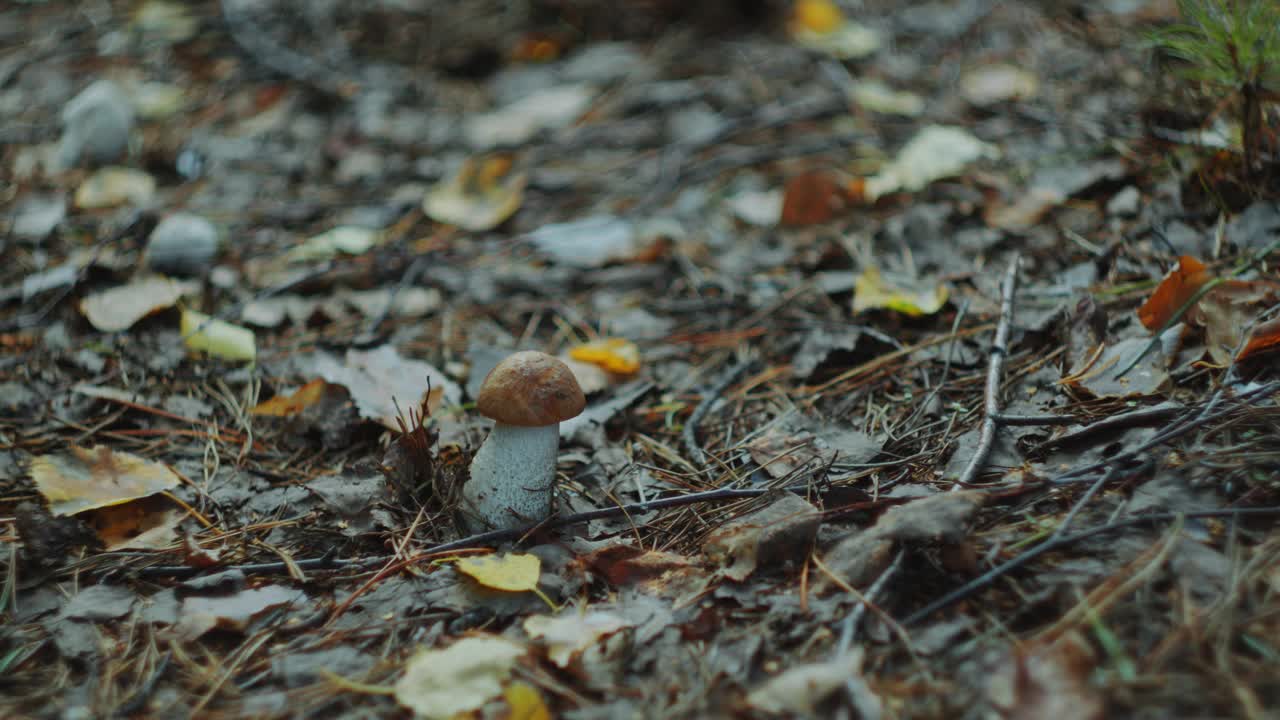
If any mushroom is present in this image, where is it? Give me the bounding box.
[461,351,585,531]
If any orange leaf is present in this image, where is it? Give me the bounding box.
[1238,317,1280,361]
[781,170,847,227]
[251,379,329,416]
[568,338,641,374]
[1137,256,1214,330]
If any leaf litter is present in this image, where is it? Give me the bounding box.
[3,2,1280,719]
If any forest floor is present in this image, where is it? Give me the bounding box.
[2,1,1279,718]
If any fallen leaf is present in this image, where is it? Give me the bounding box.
[180,308,257,362]
[568,338,641,375]
[423,156,525,232]
[526,215,643,268]
[789,0,881,59]
[725,189,784,226]
[960,63,1039,106]
[523,609,632,668]
[394,636,527,720]
[287,226,380,262]
[849,80,925,116]
[251,379,331,416]
[456,553,542,593]
[504,682,552,720]
[30,445,181,516]
[465,84,596,148]
[310,345,461,430]
[79,276,194,332]
[746,650,866,714]
[986,633,1102,720]
[1137,256,1214,330]
[703,493,821,581]
[175,585,302,641]
[781,170,848,226]
[74,167,156,209]
[87,495,185,550]
[864,125,1000,200]
[1237,316,1280,361]
[853,266,949,316]
[1190,278,1280,364]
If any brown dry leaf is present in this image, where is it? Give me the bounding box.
[781,170,848,226]
[251,379,332,416]
[986,633,1103,720]
[423,156,525,231]
[30,445,181,516]
[86,495,185,550]
[79,276,195,332]
[1137,256,1214,330]
[1237,316,1280,361]
[703,493,821,581]
[1190,278,1280,364]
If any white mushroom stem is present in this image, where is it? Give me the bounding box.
[462,423,559,531]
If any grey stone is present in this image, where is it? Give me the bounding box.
[145,213,220,276]
[58,80,134,168]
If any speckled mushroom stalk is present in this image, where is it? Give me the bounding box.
[461,351,585,532]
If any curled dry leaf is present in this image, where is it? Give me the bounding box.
[523,609,632,668]
[79,276,195,332]
[853,266,949,316]
[423,156,526,231]
[30,445,181,516]
[568,337,641,375]
[1137,256,1214,330]
[780,170,849,227]
[250,379,332,416]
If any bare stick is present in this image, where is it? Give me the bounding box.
[683,359,752,467]
[953,255,1020,490]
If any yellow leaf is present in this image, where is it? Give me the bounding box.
[455,553,542,592]
[852,267,948,316]
[181,308,256,362]
[504,682,552,720]
[568,338,641,374]
[30,445,181,516]
[423,156,525,232]
[792,0,844,33]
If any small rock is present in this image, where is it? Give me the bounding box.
[1107,186,1140,217]
[146,213,220,276]
[58,80,135,168]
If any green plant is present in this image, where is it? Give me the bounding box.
[1148,0,1280,179]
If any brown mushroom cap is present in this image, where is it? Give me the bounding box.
[475,351,586,426]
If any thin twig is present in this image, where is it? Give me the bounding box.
[901,505,1280,626]
[127,483,820,580]
[953,254,1020,490]
[683,359,752,467]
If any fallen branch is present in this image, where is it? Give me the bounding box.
[953,254,1020,490]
